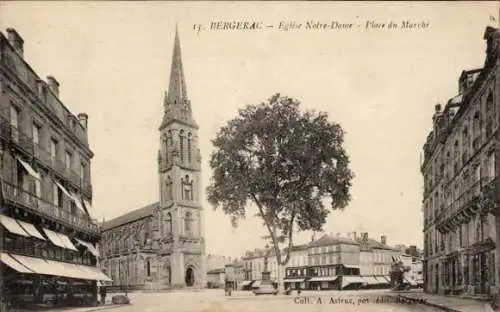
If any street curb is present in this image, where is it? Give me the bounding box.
[226,296,292,301]
[72,304,129,312]
[396,295,461,312]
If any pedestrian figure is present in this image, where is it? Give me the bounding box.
[100,285,107,305]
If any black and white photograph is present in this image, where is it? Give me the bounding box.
[0,1,498,312]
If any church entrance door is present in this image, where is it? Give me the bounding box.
[185,267,195,287]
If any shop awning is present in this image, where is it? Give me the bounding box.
[0,252,34,273]
[55,181,72,199]
[47,260,87,280]
[16,157,40,180]
[342,276,366,288]
[382,275,391,283]
[83,199,93,216]
[284,278,307,283]
[10,254,60,276]
[43,228,78,251]
[240,280,252,286]
[69,191,85,213]
[343,264,360,269]
[16,219,45,241]
[0,214,29,237]
[81,265,112,282]
[74,238,100,257]
[309,276,337,282]
[56,233,78,251]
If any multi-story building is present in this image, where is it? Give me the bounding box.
[422,26,499,297]
[241,244,308,283]
[357,233,401,277]
[0,28,109,308]
[99,27,206,291]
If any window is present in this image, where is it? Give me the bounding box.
[179,130,185,162]
[65,151,72,170]
[50,139,58,159]
[32,123,40,145]
[184,212,193,235]
[187,132,192,163]
[164,212,172,234]
[182,175,193,201]
[166,176,173,200]
[10,104,19,142]
[146,260,151,277]
[80,162,87,180]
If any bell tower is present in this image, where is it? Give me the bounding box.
[157,25,206,289]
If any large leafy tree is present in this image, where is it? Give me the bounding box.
[207,94,354,288]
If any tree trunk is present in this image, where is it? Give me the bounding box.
[276,263,284,294]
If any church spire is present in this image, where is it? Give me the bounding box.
[166,24,188,107]
[160,25,198,130]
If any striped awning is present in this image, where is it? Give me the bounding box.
[309,276,337,282]
[392,255,402,262]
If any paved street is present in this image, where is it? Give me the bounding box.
[98,290,442,312]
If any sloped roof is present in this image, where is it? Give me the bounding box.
[358,237,396,251]
[309,234,360,247]
[101,202,159,231]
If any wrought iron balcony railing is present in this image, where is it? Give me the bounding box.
[0,116,92,196]
[1,181,99,235]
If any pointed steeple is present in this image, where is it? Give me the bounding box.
[161,25,198,130]
[166,24,188,106]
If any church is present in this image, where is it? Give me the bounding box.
[99,27,206,290]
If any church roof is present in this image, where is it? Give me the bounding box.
[101,202,159,231]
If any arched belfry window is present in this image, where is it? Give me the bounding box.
[166,175,173,201]
[167,130,173,146]
[179,130,185,162]
[185,211,193,235]
[182,175,193,201]
[165,212,172,234]
[163,136,168,163]
[187,132,192,163]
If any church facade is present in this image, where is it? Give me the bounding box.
[99,27,206,290]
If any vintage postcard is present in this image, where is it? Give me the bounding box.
[0,1,499,312]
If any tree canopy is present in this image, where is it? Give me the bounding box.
[207,93,354,266]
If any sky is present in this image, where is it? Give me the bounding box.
[0,1,498,258]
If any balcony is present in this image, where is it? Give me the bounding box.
[1,181,99,235]
[0,116,92,196]
[436,177,492,233]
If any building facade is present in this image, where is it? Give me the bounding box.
[0,28,109,308]
[99,27,206,290]
[422,26,500,296]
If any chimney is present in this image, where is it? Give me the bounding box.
[46,76,60,97]
[77,113,88,130]
[352,231,357,240]
[381,235,387,245]
[6,28,24,57]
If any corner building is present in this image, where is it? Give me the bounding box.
[0,28,109,308]
[421,26,500,297]
[100,27,206,290]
